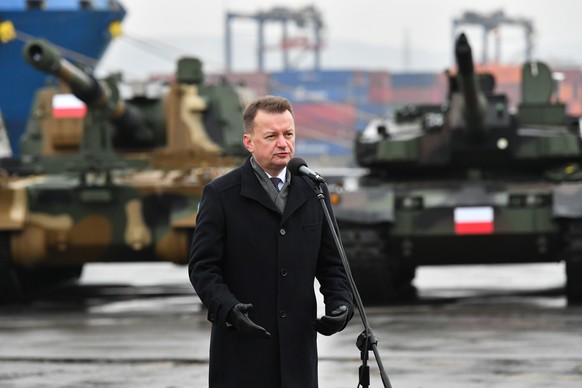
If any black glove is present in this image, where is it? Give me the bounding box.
[227,303,271,339]
[314,305,349,336]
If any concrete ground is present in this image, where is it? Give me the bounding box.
[0,262,581,388]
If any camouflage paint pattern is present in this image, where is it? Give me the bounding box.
[0,39,250,299]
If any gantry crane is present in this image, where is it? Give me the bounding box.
[453,10,535,64]
[225,5,324,73]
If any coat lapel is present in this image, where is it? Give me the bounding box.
[240,158,280,214]
[239,158,316,220]
[281,175,315,224]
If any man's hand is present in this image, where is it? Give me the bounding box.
[315,305,349,336]
[227,303,271,339]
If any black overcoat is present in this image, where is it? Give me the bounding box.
[189,157,354,388]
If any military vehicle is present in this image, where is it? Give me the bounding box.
[332,33,582,305]
[0,38,250,301]
[0,109,13,158]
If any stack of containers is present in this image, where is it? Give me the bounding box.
[474,64,580,115]
[205,72,271,97]
[269,69,394,160]
[554,68,582,116]
[356,71,393,133]
[477,64,521,111]
[390,72,447,105]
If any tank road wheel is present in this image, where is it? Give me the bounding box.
[0,233,24,302]
[0,233,83,303]
[338,222,417,305]
[564,221,582,305]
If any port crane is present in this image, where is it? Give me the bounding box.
[225,5,324,72]
[452,10,535,64]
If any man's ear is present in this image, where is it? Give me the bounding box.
[243,133,254,153]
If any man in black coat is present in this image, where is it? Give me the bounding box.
[189,95,354,388]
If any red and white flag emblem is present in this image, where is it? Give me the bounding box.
[52,94,87,118]
[454,206,494,235]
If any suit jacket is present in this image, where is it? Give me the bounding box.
[189,157,354,388]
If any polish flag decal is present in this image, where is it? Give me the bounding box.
[454,206,494,235]
[52,94,87,118]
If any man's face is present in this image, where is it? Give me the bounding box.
[243,109,295,176]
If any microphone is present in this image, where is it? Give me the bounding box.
[288,157,325,183]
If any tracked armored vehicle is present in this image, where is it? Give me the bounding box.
[0,38,250,301]
[332,33,582,305]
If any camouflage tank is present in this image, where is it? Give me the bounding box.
[0,38,249,301]
[332,33,582,305]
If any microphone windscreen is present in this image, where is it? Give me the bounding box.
[287,157,307,176]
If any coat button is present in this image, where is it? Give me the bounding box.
[279,228,286,235]
[281,268,288,276]
[280,310,287,318]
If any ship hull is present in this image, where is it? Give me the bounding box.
[0,1,126,154]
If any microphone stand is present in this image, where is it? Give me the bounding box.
[311,181,392,388]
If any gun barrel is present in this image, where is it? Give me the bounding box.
[23,39,104,105]
[454,33,486,137]
[23,38,146,141]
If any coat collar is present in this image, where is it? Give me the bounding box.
[240,157,315,221]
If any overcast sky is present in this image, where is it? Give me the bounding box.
[98,0,582,78]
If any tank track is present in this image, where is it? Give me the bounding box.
[564,220,582,304]
[338,222,416,305]
[0,232,84,303]
[0,232,24,302]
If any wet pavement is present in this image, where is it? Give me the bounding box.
[1,262,581,387]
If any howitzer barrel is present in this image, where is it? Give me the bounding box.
[23,38,143,138]
[454,33,486,139]
[23,39,105,106]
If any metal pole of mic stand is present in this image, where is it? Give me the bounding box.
[313,183,392,388]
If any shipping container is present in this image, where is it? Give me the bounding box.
[556,68,582,81]
[552,68,582,116]
[476,64,521,85]
[295,139,352,156]
[267,85,328,103]
[369,71,391,88]
[390,73,438,88]
[269,84,369,104]
[368,85,392,104]
[391,86,445,105]
[270,70,371,87]
[560,82,574,104]
[209,72,272,97]
[496,83,520,110]
[567,100,582,116]
[293,102,356,142]
[435,72,448,95]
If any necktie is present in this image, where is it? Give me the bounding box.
[270,177,281,192]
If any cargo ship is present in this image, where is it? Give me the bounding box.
[0,0,126,154]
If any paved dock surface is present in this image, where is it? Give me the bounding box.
[1,262,581,387]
